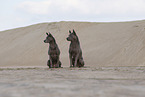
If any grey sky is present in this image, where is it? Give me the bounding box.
[0,0,145,31]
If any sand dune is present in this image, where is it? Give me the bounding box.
[0,20,145,67]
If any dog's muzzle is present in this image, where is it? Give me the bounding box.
[66,37,70,41]
[44,40,46,43]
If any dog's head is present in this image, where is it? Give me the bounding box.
[44,32,55,43]
[67,29,78,41]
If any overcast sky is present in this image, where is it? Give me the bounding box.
[0,0,145,31]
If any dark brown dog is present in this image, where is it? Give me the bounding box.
[66,30,84,67]
[44,32,61,68]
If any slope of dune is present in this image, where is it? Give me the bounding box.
[0,20,145,67]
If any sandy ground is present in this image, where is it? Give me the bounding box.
[0,66,145,97]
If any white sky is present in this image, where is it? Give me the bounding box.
[0,0,145,31]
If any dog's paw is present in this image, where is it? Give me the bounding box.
[70,65,73,68]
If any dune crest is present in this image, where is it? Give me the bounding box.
[0,20,145,67]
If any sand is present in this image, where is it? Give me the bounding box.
[0,67,145,97]
[1,20,145,97]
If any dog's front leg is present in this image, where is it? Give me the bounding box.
[69,54,73,67]
[74,53,79,67]
[49,56,53,68]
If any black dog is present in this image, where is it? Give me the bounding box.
[44,32,61,68]
[66,30,84,67]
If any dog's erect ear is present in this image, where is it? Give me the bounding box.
[46,32,49,35]
[73,29,76,35]
[69,30,71,34]
[49,32,51,35]
[49,32,53,37]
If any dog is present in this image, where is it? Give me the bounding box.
[44,32,61,68]
[66,29,84,67]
